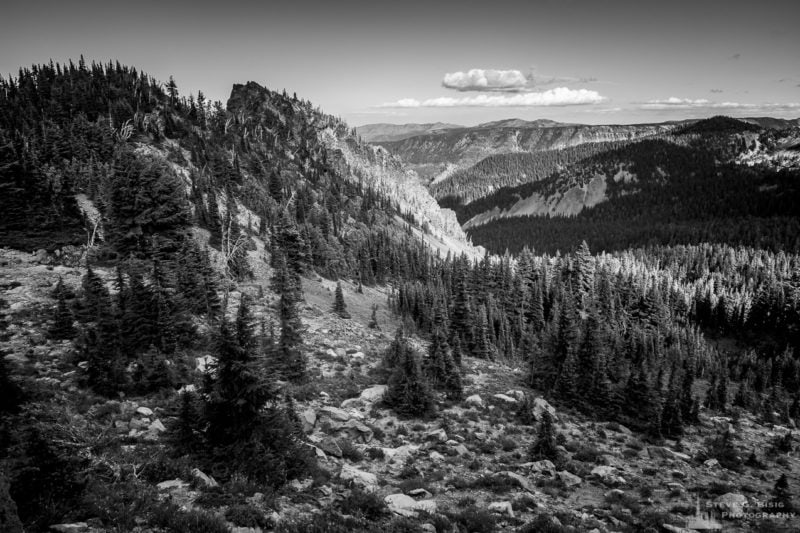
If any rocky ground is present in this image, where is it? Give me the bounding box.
[2,247,799,533]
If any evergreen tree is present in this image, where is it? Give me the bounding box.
[529,410,559,461]
[276,260,306,382]
[332,281,350,319]
[385,341,434,418]
[49,277,75,340]
[772,473,793,512]
[368,304,380,330]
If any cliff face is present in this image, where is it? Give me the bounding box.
[376,122,684,183]
[319,128,484,260]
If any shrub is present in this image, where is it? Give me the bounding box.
[445,506,496,533]
[149,502,230,533]
[497,436,518,452]
[339,488,388,520]
[275,510,369,533]
[83,480,156,530]
[398,477,435,495]
[366,447,386,460]
[387,516,424,532]
[518,513,571,533]
[225,504,270,528]
[572,445,603,464]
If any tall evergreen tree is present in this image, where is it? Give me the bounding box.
[332,281,350,319]
[49,277,75,340]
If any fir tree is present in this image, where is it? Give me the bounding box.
[772,473,793,512]
[49,277,75,340]
[385,341,434,418]
[276,260,306,382]
[332,281,350,319]
[529,410,559,461]
[368,304,380,330]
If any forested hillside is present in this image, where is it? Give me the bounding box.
[466,119,800,254]
[1,62,799,533]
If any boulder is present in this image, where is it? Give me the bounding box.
[488,501,515,518]
[465,394,484,409]
[382,444,419,464]
[703,458,720,468]
[527,460,556,476]
[335,419,373,443]
[497,471,535,493]
[385,493,437,517]
[195,355,216,373]
[715,493,747,515]
[424,428,448,442]
[340,398,365,410]
[557,471,582,487]
[135,406,154,417]
[319,437,343,458]
[590,466,626,487]
[453,444,470,456]
[49,524,91,533]
[340,465,378,492]
[407,488,433,499]
[533,398,557,421]
[148,419,167,433]
[157,479,189,492]
[300,409,316,433]
[492,393,518,404]
[318,406,352,422]
[359,385,388,403]
[429,451,445,462]
[505,390,526,401]
[191,468,218,488]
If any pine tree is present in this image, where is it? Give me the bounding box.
[385,341,434,418]
[772,473,793,512]
[276,261,306,382]
[332,281,350,319]
[529,410,559,461]
[49,277,75,340]
[368,304,380,330]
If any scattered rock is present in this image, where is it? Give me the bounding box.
[590,466,626,486]
[488,501,515,518]
[49,524,91,533]
[191,468,218,488]
[497,471,535,492]
[385,494,437,517]
[359,385,387,403]
[557,471,582,487]
[157,479,189,492]
[527,460,556,476]
[135,406,153,417]
[195,355,216,373]
[300,409,316,433]
[424,428,448,442]
[453,444,470,456]
[703,459,720,468]
[715,493,747,515]
[504,389,526,401]
[407,488,433,499]
[148,419,166,433]
[492,393,518,404]
[429,451,445,462]
[319,437,343,458]
[340,465,378,492]
[318,406,352,422]
[533,398,557,421]
[465,394,484,409]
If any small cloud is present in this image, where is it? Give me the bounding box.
[442,69,528,92]
[710,89,724,93]
[528,73,597,88]
[730,53,741,60]
[641,97,800,111]
[377,87,606,108]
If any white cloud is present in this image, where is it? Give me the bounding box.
[378,87,606,108]
[442,69,528,92]
[642,97,800,110]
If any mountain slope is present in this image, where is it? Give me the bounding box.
[374,121,685,184]
[355,122,462,142]
[465,118,800,254]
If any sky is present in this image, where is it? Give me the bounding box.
[1,0,798,126]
